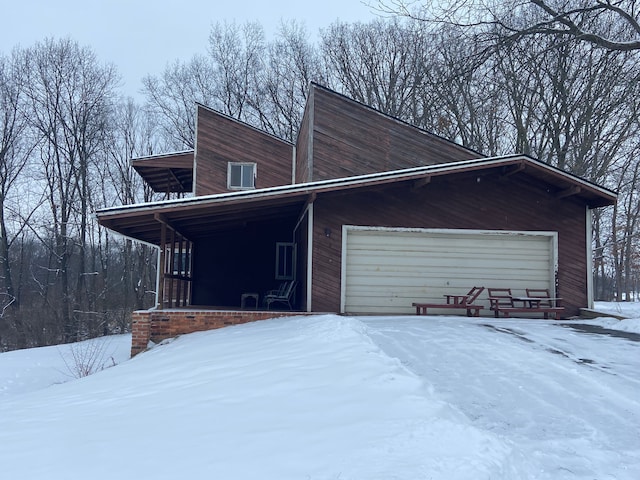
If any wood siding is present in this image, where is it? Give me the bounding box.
[311,171,588,316]
[295,91,313,184]
[309,85,482,182]
[195,105,293,195]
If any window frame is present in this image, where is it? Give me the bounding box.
[227,162,257,190]
[275,242,296,281]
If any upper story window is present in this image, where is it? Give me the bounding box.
[228,162,256,190]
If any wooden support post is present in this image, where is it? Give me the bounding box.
[175,236,182,307]
[184,240,192,306]
[158,222,167,309]
[154,213,193,308]
[168,228,176,308]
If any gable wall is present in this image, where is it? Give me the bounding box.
[195,106,293,195]
[311,173,588,316]
[310,87,483,182]
[294,91,313,184]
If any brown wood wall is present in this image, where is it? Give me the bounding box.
[311,171,589,316]
[295,92,312,184]
[195,105,294,195]
[309,86,483,182]
[194,86,482,194]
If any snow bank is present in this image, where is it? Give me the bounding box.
[585,301,640,333]
[594,300,640,320]
[0,334,131,398]
[0,316,518,480]
[579,316,640,334]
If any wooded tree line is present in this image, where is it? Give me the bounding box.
[1,0,638,350]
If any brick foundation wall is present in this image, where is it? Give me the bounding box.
[131,311,152,357]
[130,309,305,357]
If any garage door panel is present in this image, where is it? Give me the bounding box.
[347,240,550,256]
[343,228,555,314]
[347,255,549,272]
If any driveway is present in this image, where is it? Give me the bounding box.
[363,316,640,479]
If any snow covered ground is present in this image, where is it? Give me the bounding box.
[0,303,638,479]
[594,300,640,332]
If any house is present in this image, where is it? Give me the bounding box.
[96,83,616,356]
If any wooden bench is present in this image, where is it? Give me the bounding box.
[488,288,564,319]
[413,286,485,317]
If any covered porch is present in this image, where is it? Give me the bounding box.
[97,188,315,314]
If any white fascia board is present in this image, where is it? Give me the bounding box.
[130,149,195,163]
[97,154,615,218]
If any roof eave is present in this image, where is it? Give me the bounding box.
[97,154,616,220]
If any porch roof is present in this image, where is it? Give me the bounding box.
[131,150,194,193]
[96,154,617,246]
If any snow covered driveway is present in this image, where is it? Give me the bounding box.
[363,316,640,479]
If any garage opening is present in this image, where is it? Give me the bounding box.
[341,226,557,315]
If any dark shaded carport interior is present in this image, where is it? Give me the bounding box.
[97,192,310,309]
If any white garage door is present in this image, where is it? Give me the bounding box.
[341,227,557,314]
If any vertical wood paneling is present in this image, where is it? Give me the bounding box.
[309,85,483,182]
[295,91,312,184]
[195,105,293,195]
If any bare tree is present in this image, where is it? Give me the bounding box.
[417,27,509,154]
[256,21,323,142]
[0,51,36,347]
[493,33,640,178]
[142,55,217,149]
[375,0,640,51]
[102,98,159,318]
[22,38,119,342]
[144,21,320,145]
[143,21,268,147]
[208,21,266,124]
[321,19,430,120]
[0,52,28,306]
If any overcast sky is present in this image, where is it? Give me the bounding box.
[1,0,379,97]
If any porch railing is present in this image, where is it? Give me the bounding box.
[158,219,193,308]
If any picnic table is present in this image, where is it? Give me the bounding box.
[511,296,563,308]
[488,288,564,319]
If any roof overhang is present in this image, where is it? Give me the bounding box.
[97,154,617,246]
[131,150,194,193]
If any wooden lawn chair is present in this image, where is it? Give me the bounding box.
[412,286,485,316]
[264,280,297,310]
